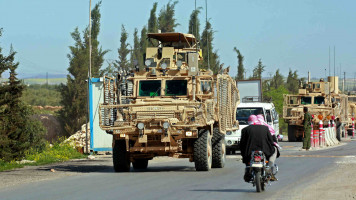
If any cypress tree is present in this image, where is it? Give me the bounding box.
[252,59,265,79]
[188,8,202,41]
[140,26,148,66]
[59,2,108,136]
[158,1,179,32]
[233,47,244,80]
[116,25,130,72]
[200,21,220,74]
[0,32,45,161]
[132,28,142,69]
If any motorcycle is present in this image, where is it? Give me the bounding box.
[246,151,278,192]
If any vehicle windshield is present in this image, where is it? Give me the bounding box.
[165,80,187,96]
[301,97,312,105]
[314,96,325,104]
[139,80,161,97]
[236,107,263,125]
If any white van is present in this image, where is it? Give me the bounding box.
[226,102,280,154]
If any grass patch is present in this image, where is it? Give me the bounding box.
[0,139,86,172]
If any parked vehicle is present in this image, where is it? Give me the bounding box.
[226,102,279,153]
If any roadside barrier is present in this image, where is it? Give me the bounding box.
[310,123,314,148]
[313,130,319,148]
[319,120,323,147]
[352,119,355,139]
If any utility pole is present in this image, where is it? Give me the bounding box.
[343,71,345,93]
[85,0,92,155]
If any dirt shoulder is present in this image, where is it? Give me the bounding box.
[0,155,113,189]
[299,157,356,200]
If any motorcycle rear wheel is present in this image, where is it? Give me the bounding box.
[255,171,262,192]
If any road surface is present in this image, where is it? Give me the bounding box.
[0,140,355,200]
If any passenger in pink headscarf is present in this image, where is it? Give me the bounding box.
[247,115,258,125]
[257,114,281,149]
[256,114,275,135]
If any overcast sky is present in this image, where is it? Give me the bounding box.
[0,0,355,79]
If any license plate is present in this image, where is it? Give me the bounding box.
[251,163,263,168]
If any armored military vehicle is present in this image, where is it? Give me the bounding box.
[346,95,356,135]
[283,76,348,141]
[99,33,240,172]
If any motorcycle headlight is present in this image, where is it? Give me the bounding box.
[163,122,170,129]
[137,123,145,130]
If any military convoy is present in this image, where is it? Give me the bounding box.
[99,33,240,172]
[283,76,349,141]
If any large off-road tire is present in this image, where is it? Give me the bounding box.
[288,125,296,142]
[113,140,130,172]
[132,159,148,170]
[194,129,212,171]
[255,170,262,193]
[212,127,226,168]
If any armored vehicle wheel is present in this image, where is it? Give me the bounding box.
[212,127,226,168]
[194,129,212,171]
[288,125,296,142]
[132,159,149,170]
[113,140,130,172]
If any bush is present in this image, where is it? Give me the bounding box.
[0,138,86,172]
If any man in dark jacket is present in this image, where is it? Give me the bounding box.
[240,115,279,182]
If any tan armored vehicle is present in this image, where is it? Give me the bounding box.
[283,76,348,141]
[346,95,356,135]
[99,33,240,172]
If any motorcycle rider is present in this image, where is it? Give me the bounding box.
[240,115,280,182]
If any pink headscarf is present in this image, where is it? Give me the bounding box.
[257,114,275,135]
[248,115,258,125]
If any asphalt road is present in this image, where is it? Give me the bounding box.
[0,141,355,200]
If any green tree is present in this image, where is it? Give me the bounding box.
[188,8,202,41]
[148,2,158,34]
[252,59,265,79]
[200,21,220,74]
[158,1,179,32]
[270,69,284,89]
[0,38,45,161]
[233,47,244,80]
[140,26,148,66]
[286,69,299,94]
[131,28,142,69]
[59,2,108,136]
[263,86,289,134]
[147,2,158,47]
[116,25,130,71]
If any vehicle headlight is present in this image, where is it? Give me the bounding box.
[176,60,182,68]
[161,63,167,70]
[163,122,170,129]
[137,123,145,130]
[145,59,152,67]
[226,131,232,135]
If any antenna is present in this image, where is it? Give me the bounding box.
[205,0,210,70]
[334,46,335,93]
[328,46,330,76]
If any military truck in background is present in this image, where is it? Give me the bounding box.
[99,33,240,172]
[346,95,356,135]
[283,76,348,141]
